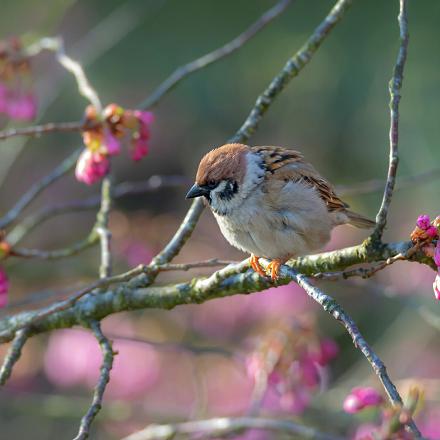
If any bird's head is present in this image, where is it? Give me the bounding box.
[186,143,265,215]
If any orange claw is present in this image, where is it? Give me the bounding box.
[249,254,266,277]
[266,259,282,281]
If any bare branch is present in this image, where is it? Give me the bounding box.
[231,0,354,143]
[73,321,114,440]
[140,0,292,109]
[26,37,102,112]
[122,416,344,440]
[7,175,189,246]
[96,177,113,278]
[373,0,409,240]
[256,260,422,437]
[0,121,84,142]
[0,328,29,385]
[0,149,81,230]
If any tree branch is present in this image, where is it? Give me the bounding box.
[373,0,409,240]
[0,149,81,230]
[0,328,29,385]
[122,416,344,440]
[139,0,292,109]
[0,121,84,142]
[73,321,114,440]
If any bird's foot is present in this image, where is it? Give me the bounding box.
[249,254,266,277]
[266,259,283,281]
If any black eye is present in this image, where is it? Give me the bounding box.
[207,180,217,189]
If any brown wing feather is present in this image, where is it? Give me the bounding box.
[254,146,348,212]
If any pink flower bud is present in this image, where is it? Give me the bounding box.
[434,243,440,267]
[343,387,383,413]
[75,149,110,185]
[103,130,120,156]
[433,272,440,301]
[416,215,431,230]
[6,92,37,121]
[426,226,439,239]
[0,267,9,308]
[312,338,339,365]
[134,110,154,126]
[131,137,149,161]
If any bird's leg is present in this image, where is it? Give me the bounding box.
[249,254,266,277]
[266,258,286,281]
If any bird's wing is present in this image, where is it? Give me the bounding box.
[254,146,348,212]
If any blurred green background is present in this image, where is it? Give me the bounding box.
[0,0,439,439]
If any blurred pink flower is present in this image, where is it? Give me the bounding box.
[75,149,110,185]
[352,422,378,440]
[417,215,431,230]
[0,266,8,308]
[433,272,440,301]
[104,129,121,156]
[44,329,161,400]
[311,338,339,366]
[120,242,154,267]
[426,226,438,239]
[343,387,383,414]
[130,110,154,162]
[434,242,440,267]
[6,92,37,121]
[419,407,440,439]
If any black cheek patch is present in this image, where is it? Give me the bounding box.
[219,181,238,201]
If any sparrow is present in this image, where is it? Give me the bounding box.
[186,143,375,280]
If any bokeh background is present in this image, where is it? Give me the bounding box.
[0,0,439,438]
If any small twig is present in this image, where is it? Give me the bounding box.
[373,0,409,240]
[0,148,81,230]
[122,416,344,440]
[231,0,354,143]
[158,259,237,272]
[139,0,292,109]
[26,37,102,112]
[0,121,84,142]
[7,175,189,246]
[257,260,421,438]
[0,328,30,385]
[73,321,114,440]
[337,167,440,197]
[96,177,113,279]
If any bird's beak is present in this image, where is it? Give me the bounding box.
[186,183,210,199]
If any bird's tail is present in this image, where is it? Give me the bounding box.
[345,210,376,229]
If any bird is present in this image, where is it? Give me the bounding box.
[186,143,375,280]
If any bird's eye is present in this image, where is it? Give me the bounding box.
[207,180,217,188]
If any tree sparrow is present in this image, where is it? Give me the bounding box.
[186,144,374,280]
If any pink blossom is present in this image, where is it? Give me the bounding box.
[426,226,439,239]
[131,137,149,161]
[104,130,121,156]
[433,272,440,300]
[75,149,110,185]
[134,110,154,126]
[434,242,440,267]
[0,267,8,308]
[245,352,265,382]
[299,357,320,388]
[343,387,383,413]
[417,215,431,230]
[44,328,161,400]
[6,92,37,121]
[312,338,339,366]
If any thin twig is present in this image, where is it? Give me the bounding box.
[26,37,102,112]
[158,259,238,271]
[0,148,81,230]
[373,0,409,240]
[122,416,344,440]
[96,177,113,279]
[0,328,29,385]
[73,321,114,440]
[139,0,292,109]
[7,175,189,246]
[231,0,354,143]
[256,260,421,438]
[337,167,440,197]
[0,121,84,142]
